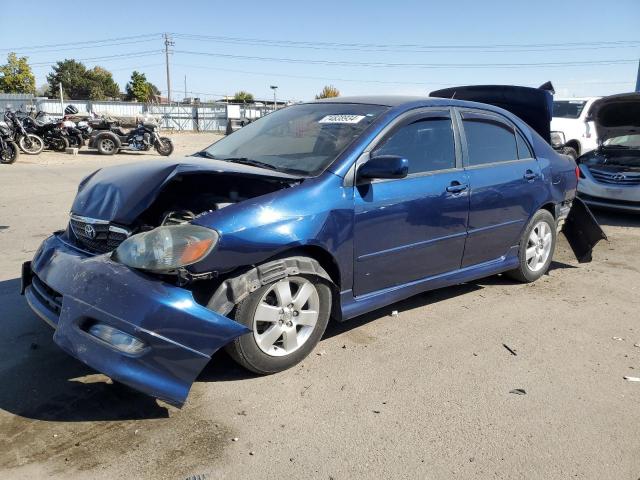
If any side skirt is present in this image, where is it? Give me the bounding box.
[339,248,519,321]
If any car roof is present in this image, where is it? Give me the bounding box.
[554,97,600,102]
[309,94,513,111]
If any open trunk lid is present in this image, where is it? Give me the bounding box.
[430,84,553,142]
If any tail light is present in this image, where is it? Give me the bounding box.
[575,165,585,180]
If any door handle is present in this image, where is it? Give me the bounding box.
[446,182,468,193]
[523,170,538,181]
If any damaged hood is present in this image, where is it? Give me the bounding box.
[71,157,299,225]
[587,92,640,142]
[430,84,553,142]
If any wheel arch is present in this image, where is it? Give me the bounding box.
[565,139,581,155]
[205,246,342,318]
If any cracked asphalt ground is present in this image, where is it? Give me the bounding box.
[1,133,639,479]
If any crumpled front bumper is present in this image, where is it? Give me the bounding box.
[21,233,249,407]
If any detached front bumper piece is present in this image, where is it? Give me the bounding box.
[22,233,249,407]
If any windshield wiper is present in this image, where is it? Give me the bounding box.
[220,157,279,171]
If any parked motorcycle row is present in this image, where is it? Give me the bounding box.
[0,105,174,164]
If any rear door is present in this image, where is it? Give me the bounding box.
[352,109,469,296]
[456,109,544,268]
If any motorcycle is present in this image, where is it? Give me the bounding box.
[4,110,44,155]
[61,118,85,149]
[90,120,173,156]
[0,119,20,164]
[22,112,69,152]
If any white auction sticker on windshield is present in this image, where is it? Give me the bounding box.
[319,114,366,124]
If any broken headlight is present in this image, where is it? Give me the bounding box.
[113,224,218,272]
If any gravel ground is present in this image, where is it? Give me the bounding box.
[1,132,639,480]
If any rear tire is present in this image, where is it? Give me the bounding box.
[18,134,44,155]
[0,142,19,164]
[51,136,69,152]
[68,134,84,148]
[225,268,332,374]
[96,135,118,155]
[506,209,556,283]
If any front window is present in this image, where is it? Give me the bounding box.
[553,100,587,119]
[202,103,388,176]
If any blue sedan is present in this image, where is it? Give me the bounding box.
[22,92,605,406]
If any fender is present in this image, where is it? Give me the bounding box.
[207,256,332,315]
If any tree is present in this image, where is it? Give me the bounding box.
[0,53,36,94]
[233,91,254,103]
[125,71,160,102]
[46,60,120,100]
[315,85,340,99]
[86,66,120,100]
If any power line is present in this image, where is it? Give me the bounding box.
[28,50,163,67]
[0,33,162,53]
[0,38,159,56]
[174,50,637,69]
[173,33,640,54]
[172,63,636,88]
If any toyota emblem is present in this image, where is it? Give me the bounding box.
[84,224,96,239]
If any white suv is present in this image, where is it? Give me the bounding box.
[551,97,600,159]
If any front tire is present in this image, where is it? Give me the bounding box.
[155,137,173,156]
[560,146,578,160]
[506,209,556,283]
[225,271,332,374]
[0,142,19,164]
[18,134,44,155]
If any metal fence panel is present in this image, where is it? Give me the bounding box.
[0,94,279,130]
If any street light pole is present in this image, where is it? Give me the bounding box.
[270,85,278,112]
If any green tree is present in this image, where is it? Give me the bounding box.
[0,53,36,94]
[233,91,254,103]
[46,60,120,100]
[125,71,160,102]
[86,66,120,100]
[315,85,340,99]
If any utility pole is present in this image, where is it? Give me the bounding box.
[635,59,640,93]
[164,33,174,103]
[184,74,187,101]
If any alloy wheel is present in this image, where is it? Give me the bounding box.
[252,278,320,357]
[525,221,552,272]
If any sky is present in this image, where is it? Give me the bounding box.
[0,0,638,103]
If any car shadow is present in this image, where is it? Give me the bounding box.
[0,278,169,422]
[592,209,640,228]
[0,266,567,420]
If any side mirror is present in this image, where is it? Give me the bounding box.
[550,131,565,149]
[357,155,409,182]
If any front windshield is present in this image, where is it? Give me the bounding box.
[202,103,388,176]
[553,100,587,119]
[604,134,640,148]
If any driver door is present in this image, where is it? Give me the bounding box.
[352,110,469,296]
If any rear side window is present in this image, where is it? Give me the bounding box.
[516,131,534,159]
[375,116,456,174]
[462,114,518,166]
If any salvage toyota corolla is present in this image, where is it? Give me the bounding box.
[21,94,605,407]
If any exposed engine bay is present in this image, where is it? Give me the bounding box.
[68,164,297,255]
[137,172,293,230]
